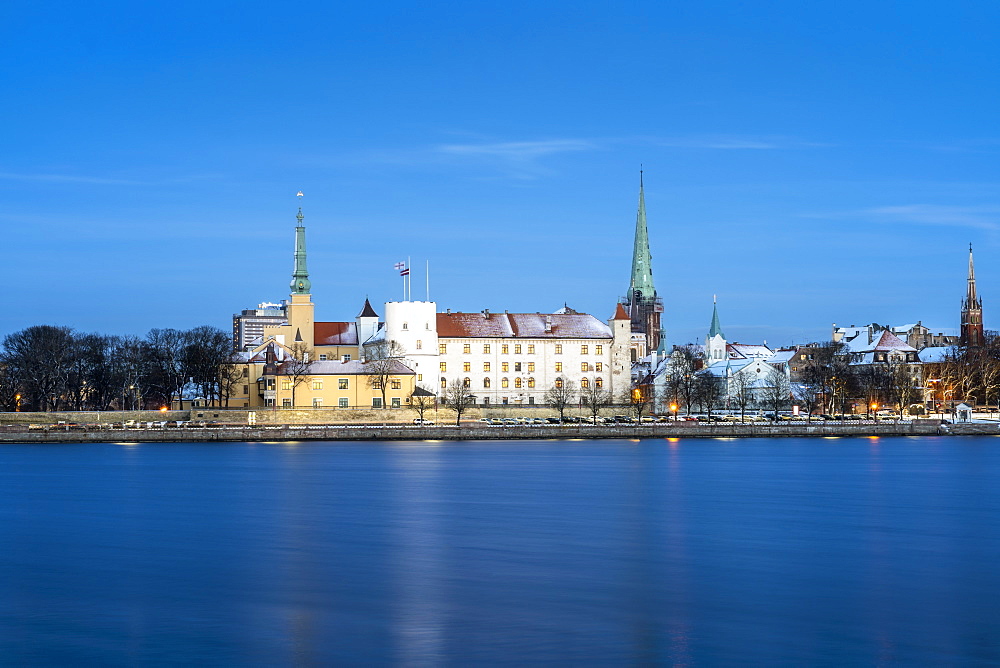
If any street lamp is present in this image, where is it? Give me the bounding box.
[670,403,678,421]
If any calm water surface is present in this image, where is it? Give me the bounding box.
[2,436,1000,665]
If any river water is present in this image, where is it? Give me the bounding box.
[2,436,1000,665]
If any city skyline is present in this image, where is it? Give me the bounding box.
[3,2,999,346]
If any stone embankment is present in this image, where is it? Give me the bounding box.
[0,419,990,443]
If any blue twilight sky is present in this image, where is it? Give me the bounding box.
[2,1,999,347]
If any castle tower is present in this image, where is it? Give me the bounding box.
[619,171,663,354]
[705,296,727,362]
[961,244,985,348]
[356,298,380,346]
[265,199,316,356]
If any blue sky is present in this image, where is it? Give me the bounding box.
[3,1,999,347]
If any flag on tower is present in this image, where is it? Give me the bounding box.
[394,261,405,271]
[400,267,410,276]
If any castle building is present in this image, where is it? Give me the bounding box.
[961,244,985,348]
[618,173,663,360]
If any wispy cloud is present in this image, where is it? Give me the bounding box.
[865,204,1000,231]
[645,135,829,150]
[0,171,141,185]
[438,139,595,159]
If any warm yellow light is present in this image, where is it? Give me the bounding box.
[670,403,678,412]
[870,403,878,410]
[160,406,168,412]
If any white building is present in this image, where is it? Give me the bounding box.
[367,302,633,406]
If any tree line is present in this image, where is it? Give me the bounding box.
[0,325,240,412]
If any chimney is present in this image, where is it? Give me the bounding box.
[545,315,552,333]
[483,309,490,319]
[446,309,451,314]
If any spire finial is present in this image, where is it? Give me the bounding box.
[296,190,304,226]
[639,164,643,188]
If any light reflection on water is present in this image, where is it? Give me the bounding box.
[2,436,1000,664]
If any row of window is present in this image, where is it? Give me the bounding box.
[442,376,604,389]
[440,343,604,355]
[441,361,603,373]
[317,354,351,362]
[283,397,403,408]
[280,378,402,391]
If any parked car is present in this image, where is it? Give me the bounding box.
[413,418,434,426]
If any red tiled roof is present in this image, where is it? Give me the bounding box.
[436,312,612,339]
[613,303,630,320]
[314,321,358,346]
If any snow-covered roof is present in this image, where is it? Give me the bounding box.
[918,346,951,363]
[437,312,612,339]
[279,359,415,376]
[853,329,917,353]
[767,350,796,364]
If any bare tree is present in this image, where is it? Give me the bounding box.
[411,385,436,423]
[580,379,612,423]
[1,325,76,411]
[443,378,476,425]
[760,366,791,421]
[365,339,405,408]
[628,384,650,422]
[544,378,575,420]
[281,343,313,408]
[695,369,723,419]
[729,371,756,422]
[218,353,246,408]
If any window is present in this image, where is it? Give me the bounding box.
[528,397,534,405]
[463,344,471,354]
[800,354,807,360]
[581,362,589,372]
[484,377,491,388]
[502,344,509,354]
[391,379,401,389]
[312,398,322,407]
[417,374,422,381]
[338,378,349,390]
[463,377,471,388]
[312,380,323,390]
[555,344,562,354]
[439,344,447,354]
[514,378,522,388]
[502,377,509,388]
[527,377,535,388]
[483,397,490,405]
[440,362,447,372]
[402,322,408,330]
[595,362,603,372]
[595,345,602,355]
[555,362,562,372]
[441,378,447,388]
[462,361,470,372]
[555,377,563,389]
[319,354,328,361]
[581,345,588,355]
[527,362,534,373]
[514,344,521,354]
[483,362,491,372]
[342,354,351,362]
[283,398,292,407]
[502,397,508,405]
[339,397,349,408]
[416,340,422,350]
[372,397,382,408]
[527,344,535,354]
[391,397,401,408]
[502,362,509,372]
[483,344,491,354]
[514,362,521,372]
[581,378,590,388]
[242,384,249,394]
[242,367,248,377]
[595,377,603,388]
[372,378,383,389]
[282,380,292,390]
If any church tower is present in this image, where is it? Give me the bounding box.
[960,244,984,348]
[619,171,663,356]
[705,296,727,362]
[284,200,315,355]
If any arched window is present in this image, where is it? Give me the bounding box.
[441,377,447,388]
[514,378,522,388]
[463,377,471,388]
[555,377,563,389]
[527,377,535,388]
[484,377,491,388]
[502,377,509,388]
[581,377,589,388]
[595,377,603,389]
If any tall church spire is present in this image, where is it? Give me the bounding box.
[961,243,984,347]
[709,295,724,339]
[629,169,656,299]
[290,204,311,295]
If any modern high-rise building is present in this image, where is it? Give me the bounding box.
[232,301,288,350]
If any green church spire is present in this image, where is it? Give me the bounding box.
[629,170,656,299]
[290,204,311,295]
[709,295,724,339]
